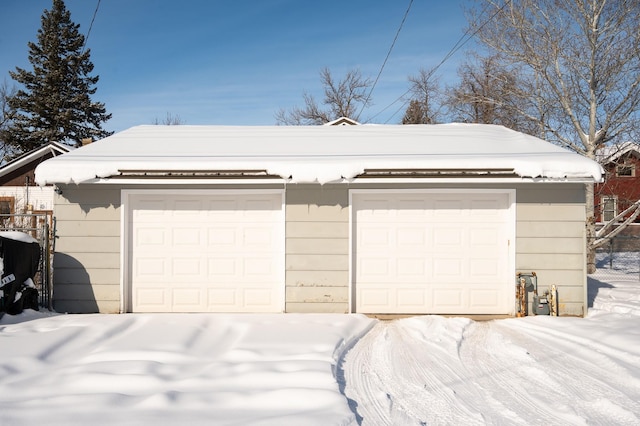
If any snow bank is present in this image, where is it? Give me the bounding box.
[2,259,638,425]
[35,123,603,185]
[0,313,373,425]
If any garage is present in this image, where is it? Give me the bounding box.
[352,190,514,315]
[125,190,284,313]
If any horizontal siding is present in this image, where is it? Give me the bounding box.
[55,236,120,253]
[517,237,585,254]
[286,238,348,255]
[287,203,347,222]
[53,283,119,301]
[55,220,120,237]
[286,221,348,238]
[286,254,349,271]
[517,221,584,238]
[285,302,348,313]
[515,185,586,204]
[49,181,589,316]
[55,252,120,269]
[286,270,349,287]
[285,185,349,312]
[52,267,119,286]
[286,287,348,303]
[516,199,586,316]
[54,203,120,220]
[54,300,120,314]
[517,204,585,221]
[53,184,121,314]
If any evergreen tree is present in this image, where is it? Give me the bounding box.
[6,0,112,151]
[402,99,431,124]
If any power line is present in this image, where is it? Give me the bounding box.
[358,0,414,120]
[82,0,102,52]
[369,0,513,124]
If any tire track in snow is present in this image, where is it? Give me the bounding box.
[457,321,583,425]
[492,319,640,425]
[342,316,640,425]
[342,317,486,425]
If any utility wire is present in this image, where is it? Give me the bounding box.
[358,0,414,120]
[82,0,102,52]
[368,0,512,124]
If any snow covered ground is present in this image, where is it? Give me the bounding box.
[1,266,640,425]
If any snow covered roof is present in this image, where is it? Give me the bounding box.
[34,123,603,185]
[324,116,361,126]
[0,141,72,180]
[596,141,640,164]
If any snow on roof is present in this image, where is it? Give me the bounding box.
[34,123,603,185]
[596,141,640,164]
[0,141,72,179]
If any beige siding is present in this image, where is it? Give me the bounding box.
[516,185,587,316]
[51,180,588,317]
[52,184,121,313]
[285,184,349,313]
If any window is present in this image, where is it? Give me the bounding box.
[601,196,617,222]
[616,163,635,177]
[0,196,15,227]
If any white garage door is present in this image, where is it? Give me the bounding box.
[353,190,513,314]
[127,191,284,313]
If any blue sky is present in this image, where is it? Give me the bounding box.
[0,0,476,132]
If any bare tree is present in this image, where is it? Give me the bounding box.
[445,53,540,135]
[402,68,441,124]
[276,68,372,125]
[470,0,640,272]
[153,112,185,125]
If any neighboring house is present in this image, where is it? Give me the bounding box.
[595,141,640,223]
[35,123,603,317]
[0,142,72,221]
[325,116,360,126]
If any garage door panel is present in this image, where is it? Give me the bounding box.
[136,228,165,246]
[360,287,390,307]
[173,227,202,246]
[396,258,427,277]
[469,289,500,308]
[358,258,392,282]
[207,227,237,247]
[130,191,283,313]
[208,258,237,276]
[432,288,463,309]
[432,257,463,279]
[207,288,236,307]
[244,288,273,306]
[243,257,274,275]
[397,227,427,246]
[469,259,500,277]
[172,257,202,276]
[433,228,463,247]
[469,227,500,245]
[243,227,276,246]
[172,288,202,307]
[136,258,166,279]
[173,199,203,211]
[360,226,390,246]
[397,288,426,307]
[136,288,165,308]
[354,191,512,314]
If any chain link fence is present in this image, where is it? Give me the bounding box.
[594,235,640,281]
[0,213,54,310]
